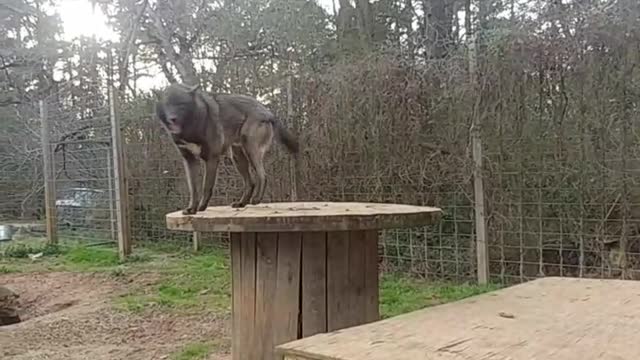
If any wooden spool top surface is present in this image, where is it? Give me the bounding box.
[165,201,442,232]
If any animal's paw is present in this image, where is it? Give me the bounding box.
[182,207,197,215]
[197,203,208,212]
[231,201,246,208]
[249,198,262,205]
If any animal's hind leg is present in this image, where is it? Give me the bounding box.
[245,144,268,205]
[197,154,220,212]
[231,146,255,208]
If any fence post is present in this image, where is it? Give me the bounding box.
[40,99,58,244]
[108,84,132,259]
[472,126,489,284]
[468,30,489,285]
[285,54,299,202]
[192,232,201,252]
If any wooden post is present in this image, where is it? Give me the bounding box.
[192,231,201,252]
[286,57,298,201]
[108,84,132,259]
[40,100,58,244]
[472,125,489,284]
[469,30,489,284]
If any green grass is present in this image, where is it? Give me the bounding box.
[1,241,64,259]
[2,238,501,319]
[171,342,214,360]
[113,250,231,314]
[0,264,20,274]
[62,246,121,268]
[380,273,501,318]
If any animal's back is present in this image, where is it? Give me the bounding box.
[214,93,274,120]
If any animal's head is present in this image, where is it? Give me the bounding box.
[154,83,200,134]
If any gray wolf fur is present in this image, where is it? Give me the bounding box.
[154,83,299,215]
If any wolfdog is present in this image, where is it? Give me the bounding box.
[154,83,299,215]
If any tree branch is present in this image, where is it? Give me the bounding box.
[118,0,149,93]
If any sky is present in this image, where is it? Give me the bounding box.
[57,0,336,41]
[55,0,336,90]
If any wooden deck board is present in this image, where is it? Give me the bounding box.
[276,277,640,360]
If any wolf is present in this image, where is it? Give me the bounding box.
[154,83,299,215]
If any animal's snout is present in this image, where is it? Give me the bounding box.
[165,116,181,133]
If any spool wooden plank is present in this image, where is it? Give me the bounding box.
[276,277,640,360]
[236,232,257,360]
[326,231,350,331]
[363,230,379,323]
[273,232,303,346]
[166,202,442,232]
[230,233,242,360]
[255,233,279,360]
[301,232,327,337]
[347,231,367,327]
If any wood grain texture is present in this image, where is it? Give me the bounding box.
[39,100,58,245]
[347,231,367,327]
[276,277,640,360]
[301,231,327,337]
[273,232,303,346]
[166,202,441,232]
[255,233,279,360]
[231,230,382,360]
[363,230,379,323]
[230,233,242,360]
[281,356,321,360]
[236,232,257,360]
[108,85,131,259]
[326,231,350,331]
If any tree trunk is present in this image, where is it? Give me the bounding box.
[147,6,198,85]
[401,0,415,61]
[355,0,374,48]
[337,0,356,50]
[430,0,450,59]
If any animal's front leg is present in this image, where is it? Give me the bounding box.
[197,155,220,212]
[181,154,199,215]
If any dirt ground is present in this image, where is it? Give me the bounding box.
[0,271,231,360]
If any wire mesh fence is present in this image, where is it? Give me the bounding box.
[0,101,44,227]
[2,3,639,285]
[42,82,118,246]
[115,52,479,281]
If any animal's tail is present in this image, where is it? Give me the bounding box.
[271,117,300,154]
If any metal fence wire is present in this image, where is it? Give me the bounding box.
[42,83,118,246]
[3,16,639,285]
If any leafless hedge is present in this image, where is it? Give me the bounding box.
[4,4,639,284]
[120,19,640,282]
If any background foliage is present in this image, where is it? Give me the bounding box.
[1,0,639,283]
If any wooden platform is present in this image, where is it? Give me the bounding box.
[166,201,442,360]
[165,201,441,232]
[276,277,640,360]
